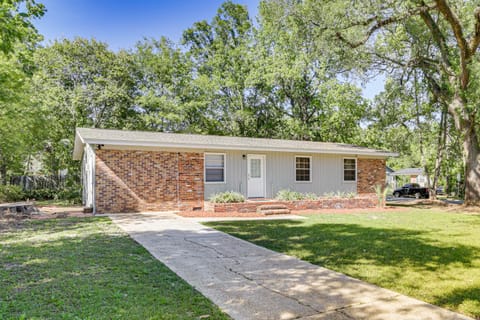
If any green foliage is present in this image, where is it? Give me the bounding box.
[32,38,140,175]
[24,188,56,201]
[0,185,24,202]
[304,193,319,200]
[372,184,391,208]
[275,189,319,201]
[55,186,82,204]
[276,189,304,201]
[322,191,357,199]
[0,0,45,62]
[209,191,245,203]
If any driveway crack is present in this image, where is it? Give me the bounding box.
[226,263,321,315]
[183,237,230,258]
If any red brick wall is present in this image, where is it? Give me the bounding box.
[208,196,377,213]
[95,150,204,213]
[357,158,386,194]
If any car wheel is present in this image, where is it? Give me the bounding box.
[415,192,421,199]
[394,192,400,198]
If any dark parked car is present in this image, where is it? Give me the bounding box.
[393,183,430,199]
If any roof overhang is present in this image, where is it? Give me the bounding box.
[73,128,399,160]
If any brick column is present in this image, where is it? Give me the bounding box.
[357,158,386,194]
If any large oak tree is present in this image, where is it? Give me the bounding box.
[290,0,480,204]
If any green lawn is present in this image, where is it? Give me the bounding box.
[0,217,229,320]
[206,209,480,319]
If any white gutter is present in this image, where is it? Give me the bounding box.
[80,138,398,158]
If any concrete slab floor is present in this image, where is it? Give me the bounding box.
[109,212,473,320]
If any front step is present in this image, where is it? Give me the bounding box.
[257,204,290,215]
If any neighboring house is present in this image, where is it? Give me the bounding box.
[390,168,429,187]
[73,128,397,213]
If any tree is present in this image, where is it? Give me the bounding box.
[293,0,480,204]
[251,0,368,142]
[133,37,205,132]
[183,1,276,137]
[33,38,139,174]
[0,0,44,56]
[0,0,45,183]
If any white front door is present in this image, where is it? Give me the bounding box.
[247,154,265,198]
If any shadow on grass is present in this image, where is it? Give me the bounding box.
[207,220,478,271]
[433,286,480,313]
[0,218,228,319]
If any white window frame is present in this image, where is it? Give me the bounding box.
[204,153,226,184]
[343,157,357,182]
[295,155,312,183]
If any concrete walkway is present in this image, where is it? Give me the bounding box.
[110,212,472,320]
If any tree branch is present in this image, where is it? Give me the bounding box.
[434,0,469,88]
[335,4,436,49]
[418,3,453,73]
[469,7,480,54]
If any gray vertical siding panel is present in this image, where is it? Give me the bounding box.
[204,150,357,200]
[204,150,247,200]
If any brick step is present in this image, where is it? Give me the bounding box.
[261,209,291,215]
[257,204,290,215]
[257,204,289,211]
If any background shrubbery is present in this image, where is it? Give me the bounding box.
[0,185,25,203]
[0,185,81,204]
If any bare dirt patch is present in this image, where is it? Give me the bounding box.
[33,208,93,219]
[0,205,92,226]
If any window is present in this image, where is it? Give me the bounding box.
[205,153,225,183]
[295,156,311,182]
[343,158,356,181]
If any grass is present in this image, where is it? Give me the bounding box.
[205,209,480,319]
[0,217,229,320]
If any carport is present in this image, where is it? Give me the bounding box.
[390,167,427,188]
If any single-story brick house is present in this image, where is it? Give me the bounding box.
[73,128,397,213]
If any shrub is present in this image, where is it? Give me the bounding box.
[322,191,357,199]
[373,184,391,208]
[209,191,245,203]
[275,189,305,201]
[56,186,82,204]
[345,192,357,199]
[0,185,25,203]
[24,188,57,200]
[323,192,336,198]
[304,192,319,200]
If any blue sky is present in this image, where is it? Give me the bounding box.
[34,0,259,50]
[33,0,382,99]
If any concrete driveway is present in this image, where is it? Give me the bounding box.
[110,212,472,320]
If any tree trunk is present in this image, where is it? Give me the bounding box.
[431,107,448,200]
[463,128,480,205]
[448,94,480,205]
